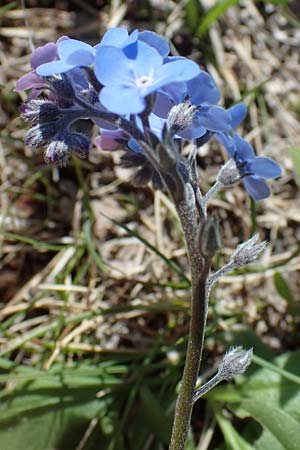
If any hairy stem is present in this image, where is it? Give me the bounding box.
[169,196,211,450]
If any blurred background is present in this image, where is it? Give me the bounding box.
[0,1,300,450]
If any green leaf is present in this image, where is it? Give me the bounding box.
[210,350,300,449]
[214,406,255,450]
[139,384,172,444]
[274,272,298,317]
[185,0,201,30]
[289,147,300,188]
[240,399,300,450]
[84,220,107,272]
[196,0,241,37]
[1,231,66,252]
[0,361,125,450]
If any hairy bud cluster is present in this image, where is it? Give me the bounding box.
[167,100,197,136]
[25,121,61,148]
[217,159,241,186]
[20,100,62,123]
[44,132,91,165]
[231,234,267,267]
[45,139,70,165]
[218,346,253,380]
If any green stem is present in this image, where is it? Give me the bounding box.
[169,198,211,450]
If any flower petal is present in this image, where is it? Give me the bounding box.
[30,43,58,69]
[177,124,206,140]
[58,39,95,65]
[100,86,145,114]
[138,30,170,57]
[243,176,271,200]
[188,71,220,105]
[233,134,255,160]
[14,71,45,91]
[153,59,200,89]
[228,103,247,128]
[215,132,235,157]
[247,157,282,179]
[100,27,129,46]
[36,60,75,76]
[153,91,174,118]
[195,106,232,132]
[93,129,125,151]
[123,41,162,73]
[128,138,143,153]
[95,46,133,85]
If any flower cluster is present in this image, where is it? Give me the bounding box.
[16,27,281,200]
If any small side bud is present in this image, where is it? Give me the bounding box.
[47,73,75,99]
[20,100,61,123]
[25,121,60,148]
[217,159,241,186]
[199,215,221,258]
[167,100,197,136]
[231,234,267,267]
[193,346,253,403]
[218,346,253,380]
[45,138,70,165]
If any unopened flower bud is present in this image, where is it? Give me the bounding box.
[25,121,60,148]
[217,159,241,186]
[218,346,253,380]
[45,138,70,165]
[231,234,267,267]
[68,132,91,158]
[199,215,221,258]
[20,100,61,123]
[167,100,197,135]
[47,73,75,99]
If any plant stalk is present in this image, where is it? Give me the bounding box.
[169,197,211,450]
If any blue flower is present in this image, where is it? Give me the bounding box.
[96,28,169,57]
[138,30,169,57]
[94,41,200,114]
[223,134,282,200]
[36,39,95,76]
[153,72,232,139]
[98,27,139,48]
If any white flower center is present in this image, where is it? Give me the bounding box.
[136,75,154,88]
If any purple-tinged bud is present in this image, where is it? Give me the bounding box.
[25,121,60,148]
[47,73,75,99]
[167,100,197,135]
[218,346,253,380]
[45,139,70,165]
[231,234,267,267]
[68,132,91,158]
[20,100,61,123]
[217,159,241,186]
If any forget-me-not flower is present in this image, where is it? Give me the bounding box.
[153,72,232,139]
[219,133,282,200]
[94,41,200,114]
